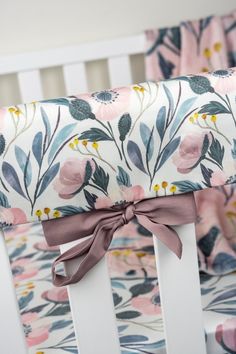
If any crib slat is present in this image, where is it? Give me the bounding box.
[63,62,88,95]
[108,55,132,87]
[60,240,121,354]
[17,69,43,102]
[153,223,207,354]
[0,230,27,354]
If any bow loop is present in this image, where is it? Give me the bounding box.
[42,193,197,286]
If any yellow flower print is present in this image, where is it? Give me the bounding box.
[136,251,146,258]
[214,42,222,52]
[211,115,217,123]
[53,210,60,218]
[162,181,168,195]
[92,141,99,150]
[170,185,177,194]
[14,109,22,116]
[82,140,88,147]
[153,184,160,196]
[189,116,194,124]
[74,138,79,145]
[111,250,121,256]
[203,48,212,59]
[35,209,42,220]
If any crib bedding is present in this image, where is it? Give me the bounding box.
[5,221,236,354]
[1,68,236,278]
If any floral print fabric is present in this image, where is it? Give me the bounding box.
[145,10,236,274]
[1,71,236,230]
[4,221,236,354]
[145,10,236,81]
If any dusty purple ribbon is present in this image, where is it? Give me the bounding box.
[42,193,197,287]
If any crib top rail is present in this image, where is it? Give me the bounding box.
[0,34,145,102]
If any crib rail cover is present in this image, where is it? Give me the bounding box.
[0,67,236,226]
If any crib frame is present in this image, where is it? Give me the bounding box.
[0,34,207,354]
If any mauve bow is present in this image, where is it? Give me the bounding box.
[42,193,197,287]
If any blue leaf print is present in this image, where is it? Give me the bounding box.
[50,320,73,332]
[140,123,154,161]
[208,287,236,306]
[41,97,69,106]
[32,132,43,166]
[163,84,174,117]
[157,137,180,171]
[2,161,26,198]
[231,139,236,159]
[212,253,236,274]
[37,162,60,197]
[48,123,76,164]
[111,280,126,290]
[173,180,202,192]
[169,97,197,138]
[41,107,51,143]
[127,141,147,174]
[9,243,27,259]
[156,106,166,140]
[15,146,32,187]
[0,191,10,208]
[116,166,131,187]
[18,291,33,310]
[116,311,141,319]
[120,335,148,344]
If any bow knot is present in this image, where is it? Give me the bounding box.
[42,193,197,287]
[122,203,135,224]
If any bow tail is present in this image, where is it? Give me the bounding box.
[52,219,120,287]
[136,215,183,258]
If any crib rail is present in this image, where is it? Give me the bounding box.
[0,34,145,102]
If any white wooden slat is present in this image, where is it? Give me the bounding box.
[108,55,132,87]
[60,240,121,354]
[0,230,28,354]
[63,62,88,95]
[17,69,43,102]
[0,34,145,75]
[153,223,207,354]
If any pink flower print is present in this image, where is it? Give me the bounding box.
[11,258,38,282]
[210,170,227,187]
[215,317,236,353]
[0,207,27,226]
[173,131,209,174]
[53,158,95,199]
[34,240,59,252]
[120,185,145,203]
[42,287,69,303]
[95,185,145,210]
[78,86,131,121]
[201,68,236,94]
[21,312,49,347]
[131,286,162,316]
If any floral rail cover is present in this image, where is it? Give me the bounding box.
[0,68,236,227]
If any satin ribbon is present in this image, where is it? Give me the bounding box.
[42,193,197,287]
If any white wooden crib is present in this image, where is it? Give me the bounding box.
[0,34,207,354]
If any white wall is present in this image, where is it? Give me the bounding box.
[0,0,235,105]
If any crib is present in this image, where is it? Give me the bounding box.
[0,31,235,354]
